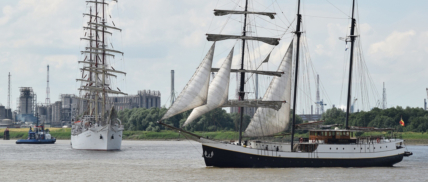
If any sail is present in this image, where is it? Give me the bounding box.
[183,47,234,126]
[161,43,216,120]
[244,41,293,137]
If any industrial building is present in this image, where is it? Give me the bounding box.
[0,105,14,128]
[16,87,37,123]
[107,90,161,111]
[33,90,161,127]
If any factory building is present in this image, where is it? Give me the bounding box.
[12,89,161,127]
[0,105,14,128]
[16,87,37,123]
[107,90,161,111]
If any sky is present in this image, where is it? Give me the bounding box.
[0,0,427,114]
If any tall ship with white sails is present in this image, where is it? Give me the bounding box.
[159,0,412,167]
[71,0,126,150]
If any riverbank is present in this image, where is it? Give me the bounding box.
[1,128,427,145]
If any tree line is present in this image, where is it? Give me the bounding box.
[118,107,251,132]
[321,106,428,132]
[117,106,427,133]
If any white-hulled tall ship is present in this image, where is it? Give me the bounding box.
[71,0,126,150]
[158,0,412,167]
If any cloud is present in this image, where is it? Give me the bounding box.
[369,30,416,57]
[0,0,427,112]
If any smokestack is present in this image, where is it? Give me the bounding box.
[311,105,313,115]
[171,70,175,106]
[7,72,11,109]
[425,99,427,111]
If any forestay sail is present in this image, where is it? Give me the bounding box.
[183,47,234,126]
[161,43,216,120]
[244,41,293,137]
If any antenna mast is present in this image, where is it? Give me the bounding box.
[45,65,51,104]
[382,82,386,109]
[345,0,356,129]
[290,0,302,152]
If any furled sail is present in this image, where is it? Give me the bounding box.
[206,34,280,46]
[183,47,234,126]
[213,9,276,19]
[244,41,293,137]
[161,43,216,120]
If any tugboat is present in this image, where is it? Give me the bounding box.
[16,114,56,144]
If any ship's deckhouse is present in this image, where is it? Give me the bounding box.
[308,130,352,144]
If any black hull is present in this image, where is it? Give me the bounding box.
[202,145,404,168]
[16,139,56,144]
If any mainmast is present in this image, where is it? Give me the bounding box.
[78,0,126,125]
[102,0,106,123]
[345,0,356,129]
[95,0,99,124]
[237,0,249,146]
[290,0,302,152]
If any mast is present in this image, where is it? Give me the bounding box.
[290,0,302,152]
[345,0,356,129]
[94,0,99,124]
[79,0,126,124]
[89,6,93,116]
[101,0,106,122]
[238,0,249,146]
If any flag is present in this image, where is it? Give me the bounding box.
[399,117,405,126]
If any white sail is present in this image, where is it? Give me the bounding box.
[183,47,234,126]
[161,43,216,120]
[244,41,293,137]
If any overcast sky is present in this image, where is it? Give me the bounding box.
[0,0,427,114]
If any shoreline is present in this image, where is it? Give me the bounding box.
[2,129,428,145]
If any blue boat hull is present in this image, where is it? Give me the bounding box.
[16,139,56,144]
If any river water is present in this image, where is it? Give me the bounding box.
[0,140,426,182]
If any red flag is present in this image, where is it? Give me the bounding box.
[399,118,405,126]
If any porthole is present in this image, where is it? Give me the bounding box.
[374,147,376,149]
[354,148,356,150]
[380,147,382,149]
[361,147,362,150]
[336,148,338,150]
[343,148,345,150]
[330,147,331,150]
[386,146,388,148]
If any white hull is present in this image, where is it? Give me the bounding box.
[71,125,123,151]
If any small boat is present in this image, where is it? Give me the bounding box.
[16,126,56,144]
